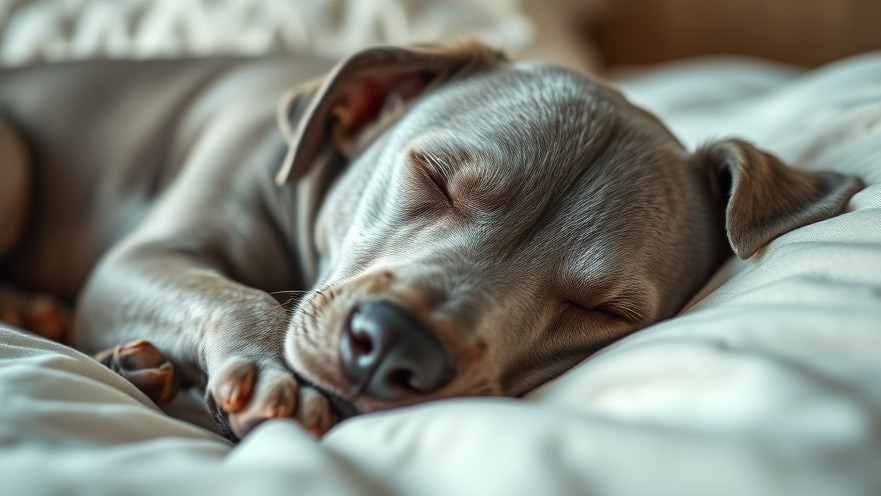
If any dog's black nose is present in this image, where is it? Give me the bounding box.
[340,300,454,401]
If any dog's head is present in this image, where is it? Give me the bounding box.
[276,40,863,418]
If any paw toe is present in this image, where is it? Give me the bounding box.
[205,359,341,441]
[96,340,179,404]
[297,387,337,438]
[229,375,299,439]
[125,362,178,403]
[115,339,167,370]
[258,379,299,418]
[214,361,258,414]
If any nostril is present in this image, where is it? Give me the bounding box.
[387,369,414,391]
[350,329,374,356]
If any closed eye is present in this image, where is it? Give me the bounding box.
[564,300,628,322]
[424,166,454,205]
[411,150,454,206]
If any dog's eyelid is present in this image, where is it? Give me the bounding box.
[563,299,597,313]
[409,150,455,205]
[564,299,630,322]
[425,167,454,205]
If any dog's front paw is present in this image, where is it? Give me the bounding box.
[205,358,337,441]
[95,339,179,404]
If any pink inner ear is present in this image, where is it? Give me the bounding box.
[331,71,432,138]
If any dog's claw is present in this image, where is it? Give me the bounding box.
[215,361,257,413]
[96,339,179,404]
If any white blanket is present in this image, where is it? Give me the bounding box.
[3,53,880,495]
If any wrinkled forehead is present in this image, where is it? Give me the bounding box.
[397,64,681,189]
[395,64,685,226]
[408,64,623,163]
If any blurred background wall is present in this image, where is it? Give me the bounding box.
[588,0,881,68]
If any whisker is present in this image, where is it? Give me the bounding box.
[280,295,300,307]
[269,289,308,296]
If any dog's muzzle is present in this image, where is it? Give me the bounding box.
[340,300,454,401]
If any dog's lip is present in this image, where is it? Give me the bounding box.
[285,319,360,421]
[293,372,360,420]
[319,386,360,420]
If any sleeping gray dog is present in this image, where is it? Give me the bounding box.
[0,40,863,440]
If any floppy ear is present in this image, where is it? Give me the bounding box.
[275,39,507,185]
[698,138,864,259]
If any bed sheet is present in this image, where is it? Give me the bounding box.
[2,52,881,495]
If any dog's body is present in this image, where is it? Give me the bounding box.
[0,42,863,440]
[0,56,328,299]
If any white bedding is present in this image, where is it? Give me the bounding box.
[3,53,881,495]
